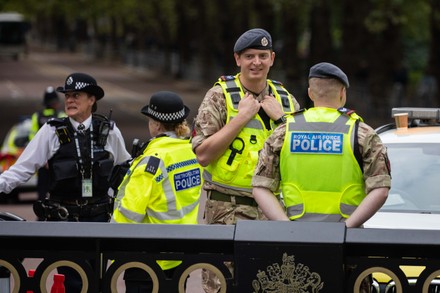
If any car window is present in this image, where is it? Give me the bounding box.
[381,143,440,213]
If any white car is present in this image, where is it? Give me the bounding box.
[364,107,440,229]
[363,107,440,292]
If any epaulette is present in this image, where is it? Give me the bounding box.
[47,117,71,144]
[47,117,67,127]
[270,79,284,86]
[292,108,306,115]
[338,107,363,121]
[145,156,160,175]
[219,75,235,82]
[337,107,356,116]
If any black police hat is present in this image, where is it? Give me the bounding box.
[309,62,350,88]
[233,28,272,53]
[43,86,59,106]
[141,91,190,123]
[56,73,104,100]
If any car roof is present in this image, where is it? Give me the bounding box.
[379,127,440,143]
[376,107,440,143]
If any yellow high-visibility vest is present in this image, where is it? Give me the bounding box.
[280,108,365,220]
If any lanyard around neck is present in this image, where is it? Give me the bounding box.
[73,123,94,179]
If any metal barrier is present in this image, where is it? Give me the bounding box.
[1,220,440,292]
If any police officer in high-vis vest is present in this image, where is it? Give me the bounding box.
[0,72,131,292]
[252,62,391,293]
[30,86,66,202]
[112,91,203,292]
[192,28,300,292]
[252,62,390,226]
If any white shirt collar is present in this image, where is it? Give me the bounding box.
[69,116,92,131]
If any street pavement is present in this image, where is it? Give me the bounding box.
[0,48,210,292]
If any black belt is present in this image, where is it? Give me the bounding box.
[62,200,112,218]
[34,197,113,220]
[209,190,258,207]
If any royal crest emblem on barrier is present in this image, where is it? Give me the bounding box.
[252,253,324,293]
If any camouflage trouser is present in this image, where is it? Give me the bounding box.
[202,192,266,293]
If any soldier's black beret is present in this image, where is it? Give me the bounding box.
[233,28,272,53]
[309,62,350,88]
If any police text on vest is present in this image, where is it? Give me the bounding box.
[174,169,202,191]
[290,132,343,154]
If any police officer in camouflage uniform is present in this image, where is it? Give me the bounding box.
[252,62,391,293]
[192,28,300,293]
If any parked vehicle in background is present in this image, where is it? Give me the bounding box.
[0,117,37,203]
[0,12,30,60]
[364,107,440,292]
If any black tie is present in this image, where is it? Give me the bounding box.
[77,123,85,135]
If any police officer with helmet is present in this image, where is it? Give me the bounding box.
[0,72,131,292]
[112,91,203,292]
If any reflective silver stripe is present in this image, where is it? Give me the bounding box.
[286,203,357,219]
[340,203,357,215]
[229,117,264,130]
[203,171,252,193]
[116,156,151,202]
[147,200,199,221]
[246,119,264,130]
[117,205,147,222]
[286,204,303,217]
[114,155,157,223]
[288,114,351,133]
[292,213,344,222]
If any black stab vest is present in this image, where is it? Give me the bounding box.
[47,117,114,200]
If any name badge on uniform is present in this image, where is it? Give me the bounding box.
[290,132,343,154]
[82,179,93,197]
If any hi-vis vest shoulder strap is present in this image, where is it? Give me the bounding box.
[280,108,366,221]
[216,74,295,113]
[203,74,294,192]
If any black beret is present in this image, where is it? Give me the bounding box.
[233,28,272,53]
[309,62,350,88]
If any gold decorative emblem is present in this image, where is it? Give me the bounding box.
[252,253,324,293]
[261,37,269,47]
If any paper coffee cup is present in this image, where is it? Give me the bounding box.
[394,112,408,129]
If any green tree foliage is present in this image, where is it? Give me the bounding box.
[1,0,437,123]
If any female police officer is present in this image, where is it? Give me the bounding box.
[112,91,203,292]
[0,72,131,291]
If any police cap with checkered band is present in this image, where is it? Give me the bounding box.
[56,72,104,100]
[141,91,190,123]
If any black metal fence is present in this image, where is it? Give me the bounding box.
[1,220,440,292]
